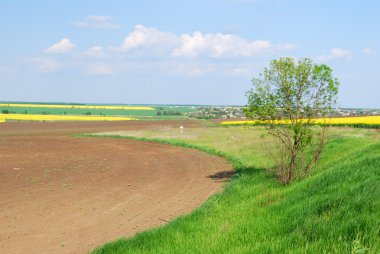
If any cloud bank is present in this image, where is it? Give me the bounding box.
[38,24,297,77]
[119,25,296,58]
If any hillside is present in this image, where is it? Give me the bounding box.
[92,126,380,253]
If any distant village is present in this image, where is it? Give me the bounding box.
[187,106,380,119]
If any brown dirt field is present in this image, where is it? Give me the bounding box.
[0,121,232,254]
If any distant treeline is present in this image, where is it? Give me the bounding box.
[156,110,182,116]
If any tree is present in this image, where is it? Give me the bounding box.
[244,57,339,183]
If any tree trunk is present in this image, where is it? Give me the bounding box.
[288,153,295,183]
[288,139,298,183]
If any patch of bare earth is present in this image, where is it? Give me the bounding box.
[0,121,232,254]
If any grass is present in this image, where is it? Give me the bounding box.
[90,126,380,253]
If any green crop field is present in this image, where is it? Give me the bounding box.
[90,126,380,253]
[0,106,157,116]
[0,102,197,120]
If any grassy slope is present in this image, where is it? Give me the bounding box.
[92,126,380,254]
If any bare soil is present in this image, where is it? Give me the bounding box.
[0,121,232,254]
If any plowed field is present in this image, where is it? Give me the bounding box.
[0,121,231,254]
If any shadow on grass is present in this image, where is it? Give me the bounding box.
[207,170,236,182]
[208,166,272,182]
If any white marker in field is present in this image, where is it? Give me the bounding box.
[180,125,184,134]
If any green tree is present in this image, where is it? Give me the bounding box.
[245,57,339,183]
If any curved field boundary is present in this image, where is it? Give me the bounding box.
[84,134,244,170]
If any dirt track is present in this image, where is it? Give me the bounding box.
[0,121,232,254]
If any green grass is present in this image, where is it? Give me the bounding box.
[90,126,380,254]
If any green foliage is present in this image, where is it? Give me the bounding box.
[245,57,340,183]
[245,58,339,121]
[1,109,12,114]
[156,110,182,116]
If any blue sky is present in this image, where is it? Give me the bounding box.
[0,0,379,107]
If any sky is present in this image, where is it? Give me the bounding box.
[0,0,379,108]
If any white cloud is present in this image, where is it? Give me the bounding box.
[32,58,62,72]
[33,25,296,78]
[87,65,114,75]
[120,25,181,56]
[45,38,75,54]
[85,46,105,58]
[73,15,120,29]
[172,32,273,58]
[118,25,295,58]
[316,48,351,62]
[362,47,375,55]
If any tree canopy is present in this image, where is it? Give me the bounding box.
[245,57,339,183]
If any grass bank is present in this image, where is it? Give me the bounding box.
[90,126,380,253]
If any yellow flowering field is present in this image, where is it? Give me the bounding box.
[0,114,136,122]
[0,103,154,110]
[221,116,380,126]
